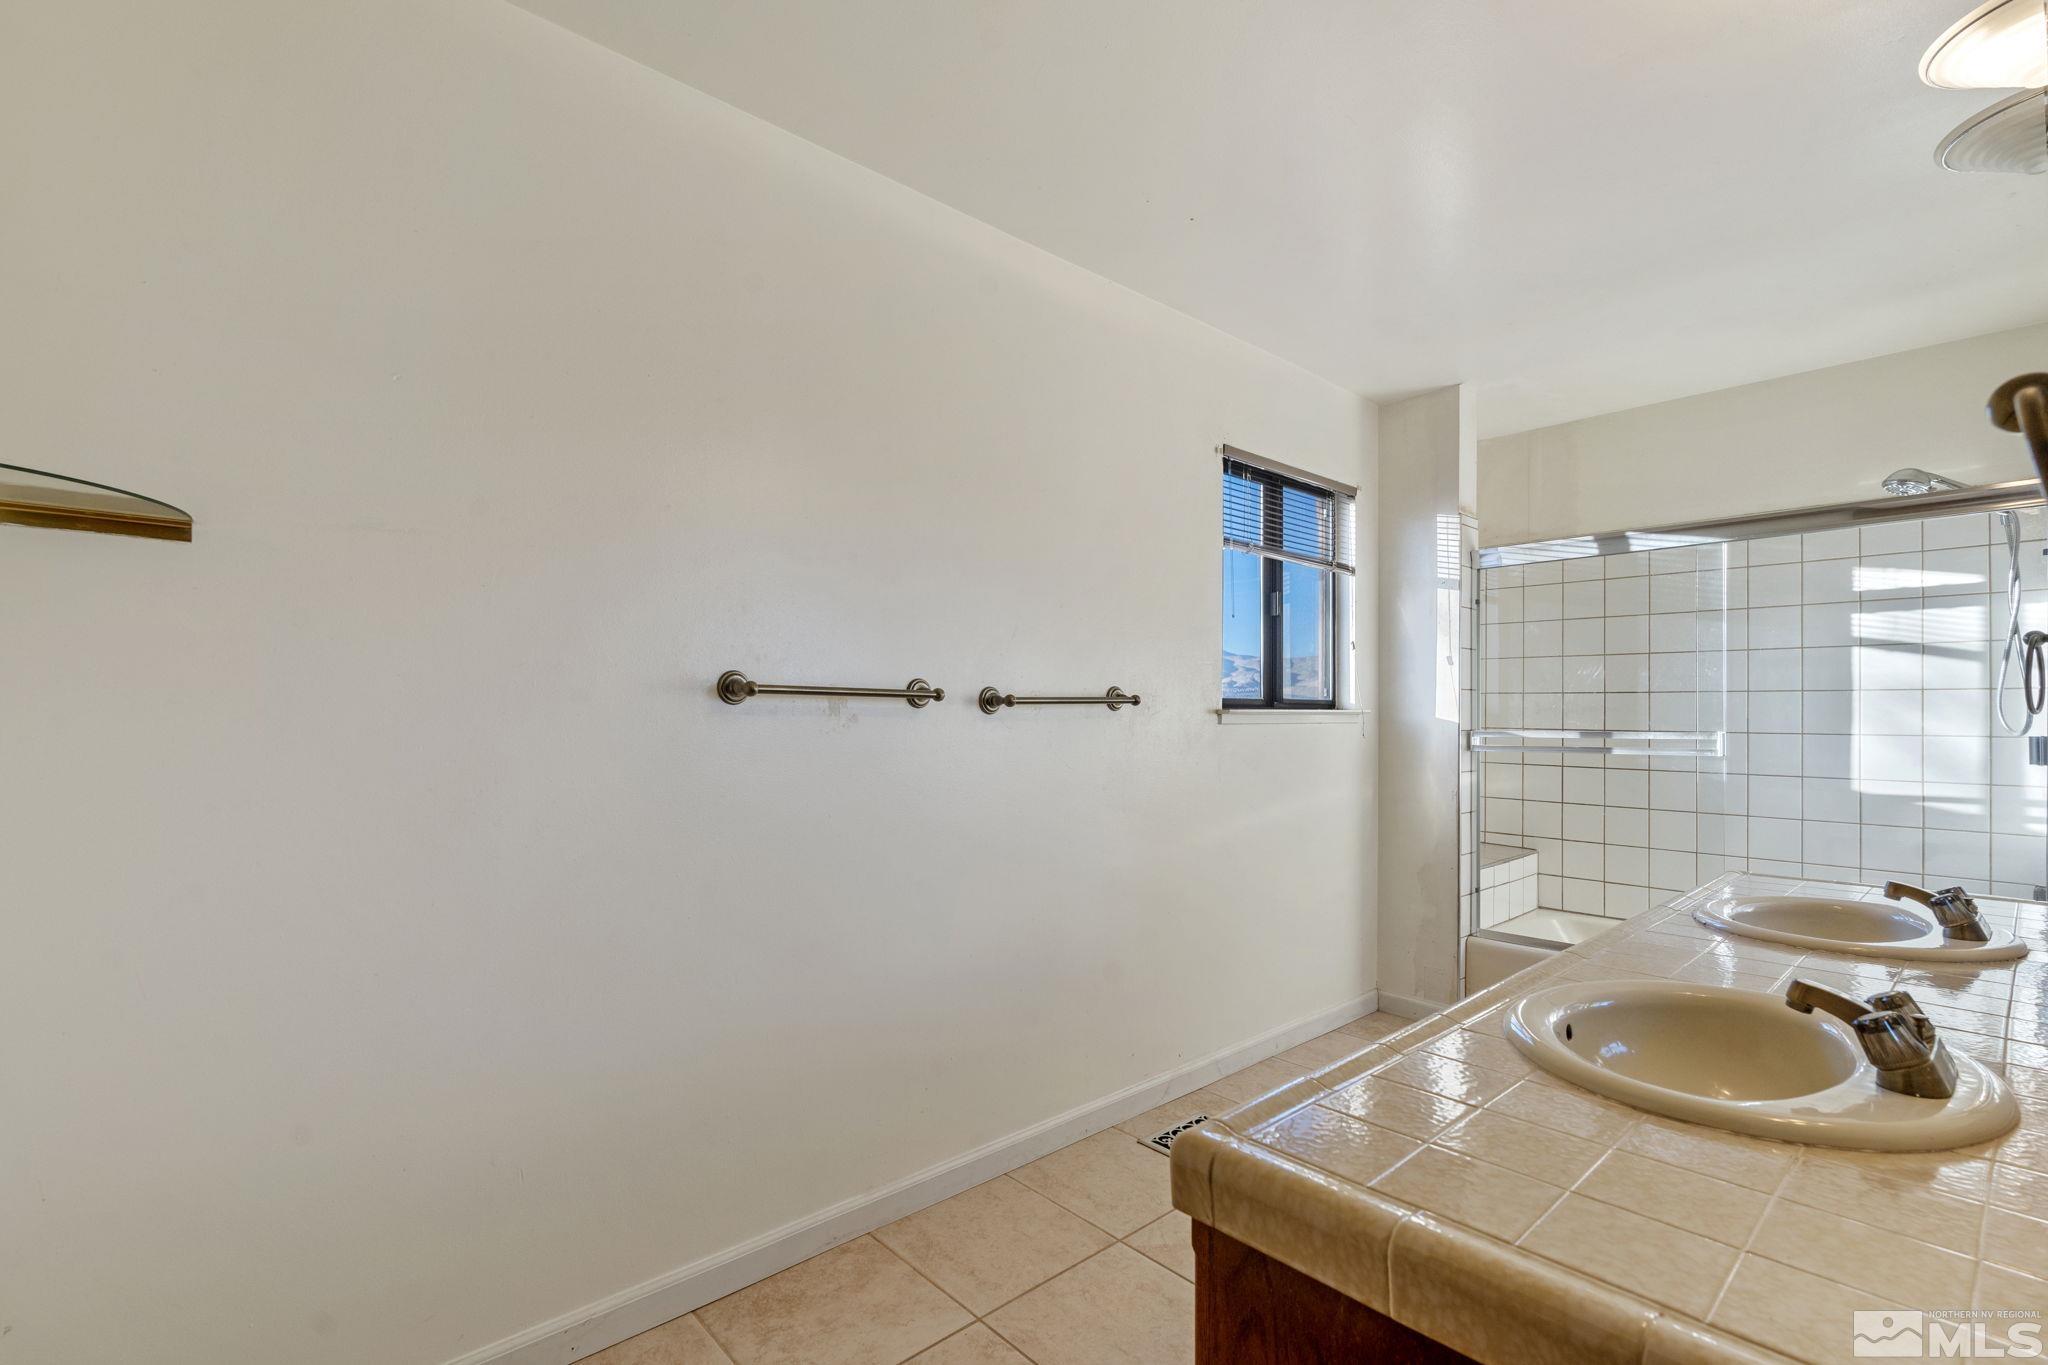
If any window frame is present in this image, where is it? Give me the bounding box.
[1220,458,1351,711]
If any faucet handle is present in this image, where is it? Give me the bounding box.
[1853,1009,1936,1070]
[1867,989,1939,1045]
[1851,1009,1960,1098]
[1790,984,1958,1097]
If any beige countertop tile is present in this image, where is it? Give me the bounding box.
[1708,1257,1905,1364]
[1993,1162,2048,1219]
[1374,1051,1519,1107]
[1388,1212,1658,1365]
[1747,1198,1976,1306]
[1372,1145,1564,1242]
[1774,1155,1985,1256]
[1250,1103,1419,1187]
[1432,1107,1608,1188]
[1171,872,2048,1365]
[1976,1262,2048,1312]
[1486,1074,1635,1143]
[1415,1025,1536,1077]
[1642,1315,1795,1365]
[1317,1073,1476,1139]
[1984,1208,2048,1280]
[1573,1149,1770,1247]
[1618,1115,1795,1193]
[1518,1193,1739,1319]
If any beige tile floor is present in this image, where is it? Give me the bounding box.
[588,1012,1410,1365]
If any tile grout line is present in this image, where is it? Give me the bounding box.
[913,1322,1007,1364]
[878,1164,1158,1323]
[691,1089,1201,1365]
[973,1244,1130,1363]
[1011,1135,1170,1242]
[862,1232,985,1358]
[975,1294,1047,1364]
[690,1305,743,1364]
[1702,1148,1799,1326]
[976,1219,1111,1316]
[1117,1218,1198,1286]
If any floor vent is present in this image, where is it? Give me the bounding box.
[1144,1114,1209,1155]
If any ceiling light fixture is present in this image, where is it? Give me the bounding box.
[1934,86,2048,172]
[1921,0,2048,89]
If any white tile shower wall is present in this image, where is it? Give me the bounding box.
[1481,544,1729,917]
[1477,845,1539,927]
[1479,509,2048,917]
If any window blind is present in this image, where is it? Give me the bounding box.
[1222,456,1356,575]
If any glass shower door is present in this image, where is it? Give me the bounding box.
[1472,543,1732,929]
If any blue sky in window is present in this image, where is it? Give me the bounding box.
[1223,472,1331,697]
[1222,549,1262,697]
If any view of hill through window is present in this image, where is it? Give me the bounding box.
[1222,468,1335,702]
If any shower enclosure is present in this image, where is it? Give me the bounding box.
[1464,483,2048,987]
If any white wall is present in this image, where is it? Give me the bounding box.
[1481,322,2048,545]
[0,5,1376,1363]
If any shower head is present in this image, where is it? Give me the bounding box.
[1883,468,1968,496]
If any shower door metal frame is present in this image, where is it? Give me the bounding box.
[1481,478,2045,569]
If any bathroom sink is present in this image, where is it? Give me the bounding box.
[1691,890,2028,962]
[1503,979,2017,1150]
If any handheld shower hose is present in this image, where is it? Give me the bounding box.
[1884,472,2046,735]
[1992,509,2044,737]
[2026,630,2048,719]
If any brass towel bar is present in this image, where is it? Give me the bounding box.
[714,672,1141,714]
[978,686,1140,714]
[717,671,943,708]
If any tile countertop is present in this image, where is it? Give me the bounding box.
[1170,873,2048,1365]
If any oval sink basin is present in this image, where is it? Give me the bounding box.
[1693,891,2028,962]
[1504,979,2017,1151]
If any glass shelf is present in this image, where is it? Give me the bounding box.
[0,463,191,542]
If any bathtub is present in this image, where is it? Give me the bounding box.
[1463,907,1614,995]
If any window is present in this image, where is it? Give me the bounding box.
[1221,450,1356,708]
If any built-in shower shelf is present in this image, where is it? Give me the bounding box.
[1467,728,1725,758]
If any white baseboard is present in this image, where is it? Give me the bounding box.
[444,988,1379,1365]
[1374,990,1450,1020]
